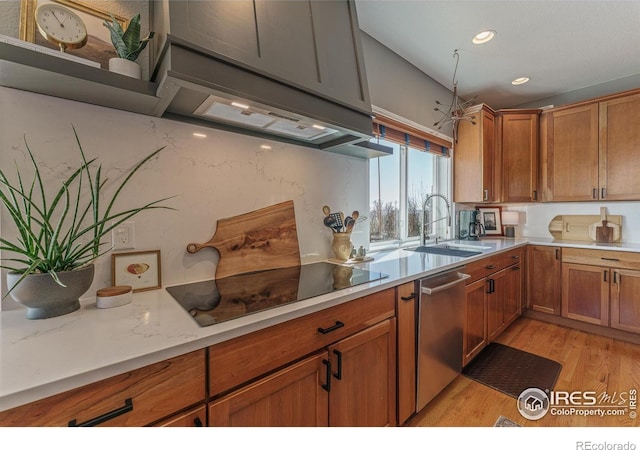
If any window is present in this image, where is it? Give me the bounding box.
[368,113,452,249]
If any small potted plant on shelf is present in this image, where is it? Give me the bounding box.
[0,127,173,319]
[103,13,154,79]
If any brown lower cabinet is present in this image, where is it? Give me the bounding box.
[528,245,562,314]
[561,248,640,331]
[395,282,417,425]
[156,405,207,427]
[0,350,206,427]
[463,248,523,366]
[209,318,397,427]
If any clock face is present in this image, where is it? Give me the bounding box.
[35,4,88,50]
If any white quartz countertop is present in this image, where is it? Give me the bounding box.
[1,236,638,412]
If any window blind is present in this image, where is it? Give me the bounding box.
[372,115,452,157]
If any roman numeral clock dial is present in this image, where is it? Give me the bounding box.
[34,3,88,52]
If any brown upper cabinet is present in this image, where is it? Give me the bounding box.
[454,105,540,203]
[541,89,640,202]
[497,109,540,203]
[454,104,498,203]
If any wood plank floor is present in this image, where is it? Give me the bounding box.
[406,316,640,427]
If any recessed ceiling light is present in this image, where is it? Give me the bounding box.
[231,101,250,109]
[512,77,530,85]
[312,124,326,130]
[260,144,272,150]
[192,132,207,138]
[472,30,496,44]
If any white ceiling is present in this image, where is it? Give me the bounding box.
[355,0,640,109]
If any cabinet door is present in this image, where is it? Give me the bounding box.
[487,269,507,341]
[543,103,599,201]
[599,92,640,200]
[156,405,206,427]
[528,246,562,315]
[463,278,489,366]
[503,264,522,328]
[328,319,397,427]
[454,105,497,203]
[500,111,539,202]
[610,269,640,333]
[562,263,609,326]
[209,352,329,427]
[396,283,417,425]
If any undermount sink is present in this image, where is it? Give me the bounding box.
[404,243,487,257]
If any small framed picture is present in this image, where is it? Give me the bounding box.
[112,250,161,292]
[476,206,503,236]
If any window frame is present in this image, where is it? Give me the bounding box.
[367,109,453,251]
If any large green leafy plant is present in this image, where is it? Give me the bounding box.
[0,127,173,295]
[103,13,154,61]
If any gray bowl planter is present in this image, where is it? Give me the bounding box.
[6,265,95,319]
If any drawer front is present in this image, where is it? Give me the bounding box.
[209,288,395,397]
[465,247,524,284]
[562,248,640,270]
[0,350,206,427]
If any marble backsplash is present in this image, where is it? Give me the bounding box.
[0,87,369,310]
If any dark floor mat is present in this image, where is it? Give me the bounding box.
[463,342,562,398]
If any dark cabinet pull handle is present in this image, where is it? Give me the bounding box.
[332,349,343,380]
[601,187,606,199]
[604,271,608,282]
[486,264,496,270]
[601,257,620,262]
[511,255,520,259]
[194,417,204,427]
[318,321,344,334]
[68,398,133,427]
[486,279,494,294]
[491,279,495,293]
[400,293,416,301]
[613,272,618,284]
[592,188,597,199]
[532,190,537,201]
[555,248,560,260]
[512,266,521,271]
[322,359,331,392]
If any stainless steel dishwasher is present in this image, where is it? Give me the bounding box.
[416,268,470,411]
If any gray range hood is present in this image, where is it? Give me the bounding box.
[150,1,392,158]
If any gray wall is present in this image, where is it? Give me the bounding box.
[360,31,453,136]
[514,73,640,109]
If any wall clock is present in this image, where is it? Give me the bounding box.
[34,3,88,52]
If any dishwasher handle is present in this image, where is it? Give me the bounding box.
[421,273,470,295]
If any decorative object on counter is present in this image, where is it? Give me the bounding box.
[547,213,622,242]
[591,207,620,243]
[433,49,477,142]
[96,285,132,309]
[331,232,353,262]
[354,246,367,261]
[20,0,129,70]
[187,200,301,279]
[112,250,161,293]
[476,206,503,236]
[0,126,174,319]
[501,211,520,238]
[103,13,154,79]
[6,265,94,319]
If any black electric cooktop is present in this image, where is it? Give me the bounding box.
[166,262,388,327]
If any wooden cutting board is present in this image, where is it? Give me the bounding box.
[187,200,301,278]
[548,214,622,242]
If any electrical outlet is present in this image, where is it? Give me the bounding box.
[112,221,135,250]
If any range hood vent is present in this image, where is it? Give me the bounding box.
[150,0,380,157]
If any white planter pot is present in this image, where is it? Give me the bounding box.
[108,57,141,79]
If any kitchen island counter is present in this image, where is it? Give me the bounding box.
[1,236,637,412]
